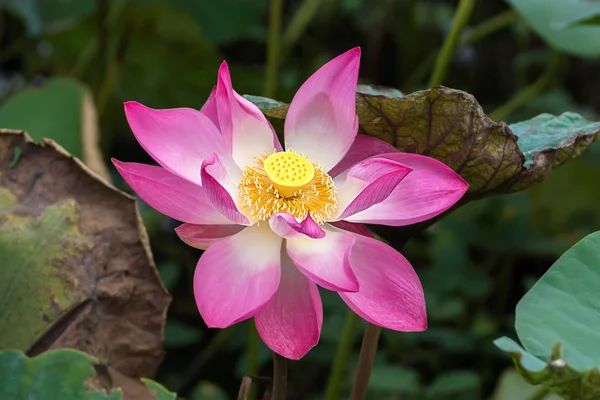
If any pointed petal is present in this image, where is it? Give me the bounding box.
[201,154,250,225]
[112,159,231,225]
[329,134,397,177]
[200,86,219,129]
[194,224,282,328]
[255,253,322,359]
[284,48,361,171]
[333,157,412,221]
[287,226,358,292]
[124,101,237,184]
[344,153,468,226]
[175,223,244,250]
[216,62,281,168]
[339,233,427,331]
[269,213,325,239]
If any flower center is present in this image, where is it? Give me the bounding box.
[238,150,337,224]
[263,151,315,197]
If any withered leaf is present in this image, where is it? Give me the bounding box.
[0,130,170,383]
[248,86,600,199]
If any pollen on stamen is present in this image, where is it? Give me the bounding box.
[237,150,337,224]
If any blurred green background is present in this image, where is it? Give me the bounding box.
[1,0,599,399]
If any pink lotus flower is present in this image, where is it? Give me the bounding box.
[113,48,468,359]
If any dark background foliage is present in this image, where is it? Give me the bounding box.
[1,0,598,398]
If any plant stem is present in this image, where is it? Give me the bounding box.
[96,0,109,75]
[349,322,381,400]
[237,376,253,400]
[246,322,259,400]
[428,0,477,87]
[281,0,323,57]
[71,0,128,78]
[489,49,562,121]
[464,9,516,45]
[527,387,550,400]
[404,9,517,89]
[324,310,359,400]
[264,0,283,98]
[271,353,288,400]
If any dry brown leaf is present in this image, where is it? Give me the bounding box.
[0,130,170,397]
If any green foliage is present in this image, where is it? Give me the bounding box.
[164,320,204,348]
[0,77,89,158]
[495,340,600,400]
[158,261,182,291]
[368,365,421,395]
[0,349,122,400]
[118,2,221,109]
[425,370,481,399]
[141,378,178,400]
[495,231,600,399]
[506,0,600,58]
[508,112,600,167]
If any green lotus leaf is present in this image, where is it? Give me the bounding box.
[494,339,600,400]
[507,0,600,58]
[0,349,122,400]
[494,231,600,399]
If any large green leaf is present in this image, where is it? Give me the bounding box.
[495,340,600,400]
[506,0,600,58]
[0,78,85,157]
[0,77,108,178]
[0,130,170,384]
[0,349,122,399]
[516,231,600,369]
[0,349,180,400]
[249,86,600,198]
[495,231,600,399]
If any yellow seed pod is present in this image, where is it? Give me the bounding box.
[263,151,315,197]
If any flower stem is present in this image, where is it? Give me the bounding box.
[464,9,517,45]
[348,322,381,400]
[404,9,516,89]
[264,0,283,98]
[281,0,323,58]
[489,49,562,121]
[246,323,259,400]
[272,352,288,400]
[428,0,477,87]
[324,309,359,400]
